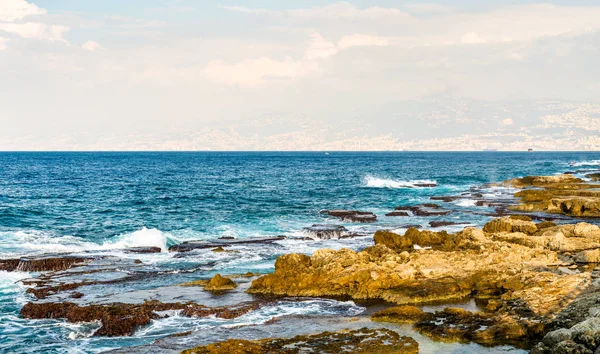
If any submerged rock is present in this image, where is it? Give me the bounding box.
[320,210,377,223]
[180,328,419,354]
[414,308,542,347]
[370,305,424,323]
[20,300,264,337]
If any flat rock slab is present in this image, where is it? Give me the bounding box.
[169,236,286,252]
[320,210,377,223]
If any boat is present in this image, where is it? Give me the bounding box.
[528,148,533,152]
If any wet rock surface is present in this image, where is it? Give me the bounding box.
[302,224,348,239]
[21,299,265,337]
[180,327,419,354]
[168,236,286,252]
[320,210,377,223]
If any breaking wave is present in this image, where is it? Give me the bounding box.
[363,175,437,189]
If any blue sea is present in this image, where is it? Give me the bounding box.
[1,152,600,353]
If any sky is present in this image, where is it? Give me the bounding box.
[0,0,599,151]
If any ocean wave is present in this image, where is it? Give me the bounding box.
[100,227,174,252]
[0,227,176,256]
[569,160,600,167]
[363,175,437,189]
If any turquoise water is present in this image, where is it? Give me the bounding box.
[1,152,599,353]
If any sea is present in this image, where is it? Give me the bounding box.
[1,151,600,353]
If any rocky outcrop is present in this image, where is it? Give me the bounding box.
[503,174,600,217]
[181,328,419,354]
[204,274,237,291]
[248,225,589,317]
[483,216,537,235]
[320,210,377,223]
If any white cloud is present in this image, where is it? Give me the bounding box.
[204,57,319,86]
[461,32,486,44]
[0,37,7,50]
[337,34,389,49]
[0,0,45,22]
[0,22,69,41]
[502,118,513,125]
[81,40,103,51]
[225,2,409,21]
[305,33,337,60]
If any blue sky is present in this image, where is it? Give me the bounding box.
[1,0,599,150]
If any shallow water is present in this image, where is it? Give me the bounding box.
[1,152,600,353]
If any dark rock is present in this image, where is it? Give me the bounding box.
[70,292,84,299]
[20,300,267,337]
[125,247,162,254]
[429,221,469,228]
[395,205,452,216]
[0,255,88,272]
[302,224,348,240]
[385,211,410,217]
[169,236,286,252]
[320,210,377,223]
[413,183,437,187]
[430,196,462,202]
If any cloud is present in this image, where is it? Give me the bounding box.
[0,22,69,41]
[502,118,513,125]
[0,0,45,22]
[224,2,409,21]
[81,40,103,51]
[0,1,69,44]
[337,34,389,49]
[204,57,319,86]
[206,32,391,85]
[461,32,486,44]
[0,37,7,50]
[305,33,337,60]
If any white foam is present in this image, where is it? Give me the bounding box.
[363,175,437,189]
[101,227,171,252]
[569,160,600,167]
[455,199,476,207]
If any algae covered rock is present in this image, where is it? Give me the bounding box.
[181,327,419,354]
[204,274,238,291]
[370,305,425,323]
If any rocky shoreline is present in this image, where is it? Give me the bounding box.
[4,173,600,353]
